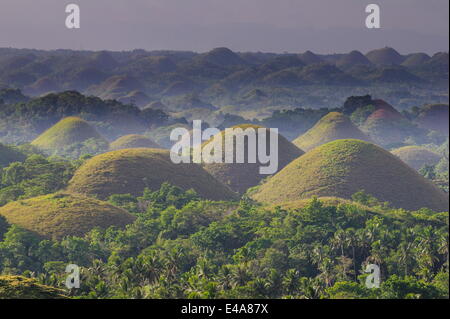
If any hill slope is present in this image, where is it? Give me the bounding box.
[201,124,304,194]
[391,146,442,170]
[110,134,161,151]
[293,112,372,151]
[31,117,107,152]
[250,139,449,211]
[0,193,135,240]
[0,276,67,299]
[366,47,404,65]
[67,148,237,201]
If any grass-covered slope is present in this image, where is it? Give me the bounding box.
[0,193,135,240]
[293,112,372,151]
[31,117,108,151]
[0,143,26,168]
[0,276,67,299]
[67,148,237,201]
[250,139,449,211]
[392,146,442,170]
[201,124,304,194]
[110,134,161,151]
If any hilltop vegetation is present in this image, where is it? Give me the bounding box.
[0,90,172,144]
[250,139,448,211]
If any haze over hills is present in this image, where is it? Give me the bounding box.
[392,146,442,171]
[250,139,449,211]
[0,47,448,113]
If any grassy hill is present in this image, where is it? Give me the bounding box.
[363,100,421,146]
[366,47,404,65]
[0,143,26,168]
[0,192,135,240]
[67,148,237,201]
[201,124,304,194]
[250,139,449,211]
[31,117,108,152]
[401,53,431,68]
[110,134,161,151]
[293,112,372,151]
[0,276,67,299]
[336,50,373,69]
[391,146,442,170]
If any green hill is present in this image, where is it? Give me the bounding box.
[0,275,67,299]
[0,143,26,168]
[67,148,237,201]
[366,47,404,65]
[336,50,373,69]
[401,53,431,68]
[110,134,161,151]
[293,112,372,151]
[201,124,304,194]
[392,146,442,170]
[250,139,449,211]
[0,192,135,240]
[31,117,108,152]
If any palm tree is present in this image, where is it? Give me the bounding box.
[437,229,449,271]
[345,228,359,280]
[283,269,300,295]
[398,241,414,277]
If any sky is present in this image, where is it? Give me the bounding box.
[0,0,448,54]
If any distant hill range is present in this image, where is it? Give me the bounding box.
[0,47,447,109]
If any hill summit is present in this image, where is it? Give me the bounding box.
[67,148,237,201]
[250,139,448,211]
[366,47,404,65]
[293,112,372,151]
[110,134,161,151]
[31,117,107,152]
[201,124,304,194]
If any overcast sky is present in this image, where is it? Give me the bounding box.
[0,0,448,54]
